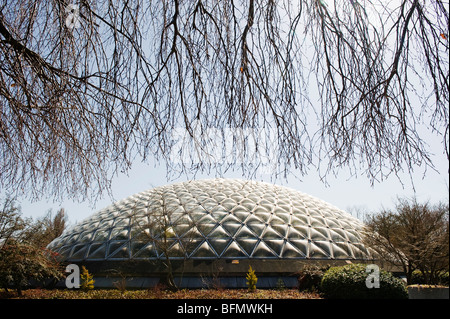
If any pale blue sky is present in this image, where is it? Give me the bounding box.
[15,141,448,227]
[3,0,449,227]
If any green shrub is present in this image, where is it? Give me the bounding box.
[297,265,329,292]
[439,272,449,286]
[80,266,95,291]
[320,264,408,299]
[411,270,449,286]
[246,266,257,292]
[411,270,425,284]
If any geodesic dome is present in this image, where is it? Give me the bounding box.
[48,178,372,263]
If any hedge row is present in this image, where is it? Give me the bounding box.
[298,263,409,299]
[410,270,449,286]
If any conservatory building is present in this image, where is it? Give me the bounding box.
[47,178,374,288]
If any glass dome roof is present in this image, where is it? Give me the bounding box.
[47,178,372,262]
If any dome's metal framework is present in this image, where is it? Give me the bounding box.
[48,178,374,288]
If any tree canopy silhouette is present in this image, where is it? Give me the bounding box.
[0,0,448,201]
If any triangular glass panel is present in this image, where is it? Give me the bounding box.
[66,233,81,245]
[262,226,283,239]
[221,240,246,258]
[108,241,127,257]
[311,217,326,227]
[247,194,261,203]
[69,244,88,260]
[209,239,231,256]
[309,228,328,241]
[309,242,330,258]
[169,212,184,224]
[347,230,362,242]
[272,205,287,214]
[182,226,205,240]
[277,204,292,213]
[197,223,217,237]
[254,212,271,223]
[133,243,157,258]
[253,206,270,215]
[308,208,321,218]
[235,225,258,239]
[260,203,274,212]
[174,214,193,225]
[198,214,216,224]
[86,243,107,260]
[263,239,284,256]
[275,212,291,223]
[325,218,342,229]
[221,198,237,211]
[221,222,241,237]
[110,227,130,241]
[246,223,265,237]
[292,207,308,216]
[236,238,258,256]
[291,215,308,226]
[351,243,369,259]
[97,219,114,229]
[230,193,243,202]
[78,231,94,243]
[333,242,353,258]
[314,227,330,240]
[191,241,217,258]
[114,218,130,228]
[130,241,147,256]
[331,242,351,259]
[292,225,309,239]
[289,239,309,257]
[190,212,207,222]
[200,198,218,210]
[131,228,153,242]
[244,214,264,224]
[213,194,227,203]
[251,241,277,258]
[240,199,256,211]
[221,214,241,224]
[269,214,285,225]
[287,226,307,239]
[172,223,191,237]
[231,204,248,214]
[168,240,186,258]
[329,229,348,243]
[56,246,73,260]
[233,210,250,223]
[182,238,203,256]
[281,241,305,258]
[210,210,228,222]
[207,225,229,239]
[108,243,130,259]
[271,224,289,237]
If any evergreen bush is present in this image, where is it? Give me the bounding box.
[80,266,95,291]
[297,265,329,292]
[320,264,408,299]
[411,270,449,286]
[439,272,449,286]
[246,266,257,292]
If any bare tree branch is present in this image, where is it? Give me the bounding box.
[0,0,447,202]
